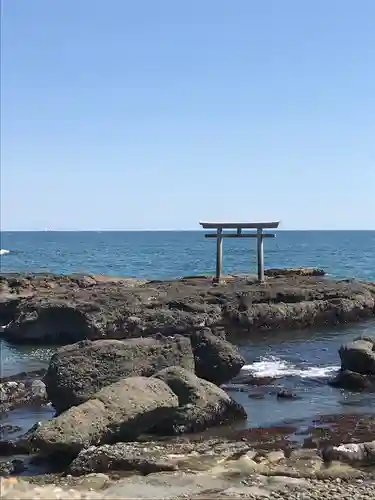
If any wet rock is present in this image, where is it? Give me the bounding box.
[0,424,22,435]
[0,459,26,477]
[6,422,47,455]
[339,337,375,375]
[45,336,194,413]
[328,369,375,391]
[0,439,31,456]
[277,389,299,400]
[31,377,178,455]
[153,366,247,435]
[189,328,245,385]
[0,369,49,412]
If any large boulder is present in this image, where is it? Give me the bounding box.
[339,337,375,375]
[45,335,194,413]
[30,377,178,455]
[153,366,247,435]
[189,328,245,385]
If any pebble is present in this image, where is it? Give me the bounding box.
[1,476,375,499]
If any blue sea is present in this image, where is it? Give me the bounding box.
[1,230,374,280]
[1,230,375,451]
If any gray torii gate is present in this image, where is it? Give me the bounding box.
[199,221,280,282]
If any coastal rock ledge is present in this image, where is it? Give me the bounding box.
[1,272,375,344]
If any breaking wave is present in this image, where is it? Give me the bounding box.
[241,356,339,379]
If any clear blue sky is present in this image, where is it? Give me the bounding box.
[1,0,374,230]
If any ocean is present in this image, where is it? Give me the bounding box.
[1,230,375,448]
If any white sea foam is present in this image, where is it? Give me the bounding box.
[242,356,339,379]
[0,249,10,255]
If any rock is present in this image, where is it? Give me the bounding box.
[45,336,194,413]
[339,337,375,375]
[152,366,247,435]
[1,273,375,344]
[0,369,49,412]
[0,459,26,477]
[29,379,47,400]
[70,443,179,476]
[277,389,299,399]
[0,424,22,436]
[328,369,375,390]
[265,268,325,277]
[70,439,252,476]
[31,377,178,455]
[322,440,375,465]
[254,449,285,464]
[189,328,245,385]
[3,422,51,456]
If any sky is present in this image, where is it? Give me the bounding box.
[1,0,374,231]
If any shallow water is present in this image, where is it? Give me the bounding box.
[1,319,375,442]
[228,320,375,427]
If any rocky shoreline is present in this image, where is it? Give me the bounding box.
[1,270,375,344]
[2,440,375,498]
[1,269,375,498]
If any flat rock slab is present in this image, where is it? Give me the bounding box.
[1,273,375,343]
[69,438,375,479]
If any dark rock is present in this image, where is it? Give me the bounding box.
[0,368,47,384]
[31,377,178,455]
[70,443,178,476]
[1,273,375,344]
[265,268,325,277]
[328,369,375,391]
[0,440,29,456]
[277,389,299,400]
[153,366,247,435]
[0,459,26,477]
[69,439,251,476]
[339,337,375,375]
[45,336,194,413]
[0,424,22,435]
[189,328,245,385]
[248,392,265,399]
[0,422,49,456]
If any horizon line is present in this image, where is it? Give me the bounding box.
[1,228,375,232]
